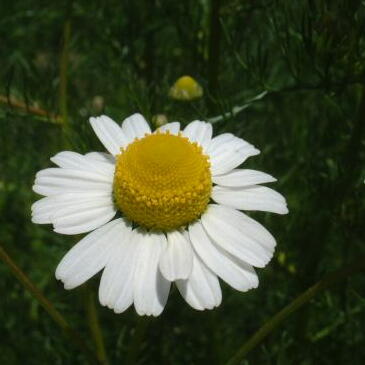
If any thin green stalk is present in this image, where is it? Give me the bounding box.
[225,256,365,365]
[58,0,74,148]
[207,0,222,113]
[84,285,110,365]
[59,17,71,129]
[59,8,109,361]
[125,317,150,365]
[0,245,99,365]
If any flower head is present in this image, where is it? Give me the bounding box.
[169,75,203,101]
[32,114,288,316]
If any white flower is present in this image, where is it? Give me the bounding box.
[32,113,288,316]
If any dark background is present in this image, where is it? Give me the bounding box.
[0,0,364,364]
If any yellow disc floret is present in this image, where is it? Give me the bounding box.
[113,131,211,231]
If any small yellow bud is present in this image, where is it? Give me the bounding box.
[277,251,286,265]
[92,95,105,113]
[169,75,203,101]
[152,114,168,128]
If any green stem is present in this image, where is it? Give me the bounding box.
[225,256,365,365]
[0,245,99,365]
[59,6,108,363]
[207,0,222,113]
[59,17,71,128]
[84,285,110,365]
[125,317,150,365]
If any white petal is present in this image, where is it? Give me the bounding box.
[52,197,116,235]
[85,152,115,165]
[189,220,258,291]
[212,185,288,214]
[55,219,123,289]
[53,213,116,235]
[176,251,222,311]
[156,122,180,135]
[201,204,275,268]
[121,113,151,143]
[201,205,272,267]
[31,192,110,224]
[51,151,114,175]
[133,231,170,316]
[205,205,277,251]
[33,168,113,196]
[50,151,87,169]
[89,115,129,155]
[159,230,193,281]
[98,220,136,313]
[183,121,212,151]
[213,169,276,187]
[207,133,245,154]
[32,196,60,224]
[207,133,260,175]
[207,133,235,153]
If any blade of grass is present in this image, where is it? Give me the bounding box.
[84,284,110,365]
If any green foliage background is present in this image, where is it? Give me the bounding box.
[1,0,365,364]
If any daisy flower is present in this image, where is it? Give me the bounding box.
[32,114,288,316]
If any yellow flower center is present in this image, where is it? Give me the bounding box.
[113,132,212,231]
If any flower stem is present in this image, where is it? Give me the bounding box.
[0,94,61,124]
[224,256,365,365]
[0,245,100,365]
[84,284,110,365]
[207,0,222,113]
[59,16,71,128]
[59,1,74,150]
[59,5,108,364]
